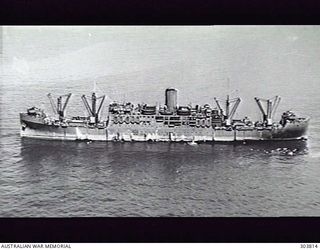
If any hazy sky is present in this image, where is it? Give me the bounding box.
[3,26,320,82]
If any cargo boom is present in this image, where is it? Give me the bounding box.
[20,88,309,142]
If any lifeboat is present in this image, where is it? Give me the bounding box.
[135,116,140,124]
[196,119,200,127]
[119,116,124,124]
[125,116,130,124]
[206,118,211,128]
[201,119,206,128]
[130,116,135,124]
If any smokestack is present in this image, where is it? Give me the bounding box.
[165,88,177,113]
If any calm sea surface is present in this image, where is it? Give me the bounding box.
[1,26,320,217]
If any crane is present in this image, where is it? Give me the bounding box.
[47,93,72,121]
[254,96,281,126]
[214,97,224,116]
[81,92,106,124]
[214,95,241,126]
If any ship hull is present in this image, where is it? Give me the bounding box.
[20,113,106,141]
[20,113,309,142]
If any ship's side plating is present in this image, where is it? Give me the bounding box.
[20,88,309,142]
[20,112,106,141]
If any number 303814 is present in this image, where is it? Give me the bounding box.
[301,244,318,248]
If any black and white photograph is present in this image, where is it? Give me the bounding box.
[0,26,319,219]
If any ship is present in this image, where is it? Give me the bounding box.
[20,88,309,142]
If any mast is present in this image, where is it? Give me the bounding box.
[81,95,92,115]
[254,97,267,121]
[47,93,57,115]
[81,92,106,124]
[47,93,72,120]
[97,95,106,119]
[214,95,241,125]
[214,97,224,116]
[271,96,281,119]
[92,92,97,119]
[226,95,230,119]
[229,97,241,120]
[62,93,72,115]
[254,96,281,125]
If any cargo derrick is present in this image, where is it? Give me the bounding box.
[81,93,106,125]
[214,95,241,126]
[47,93,72,121]
[254,96,281,126]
